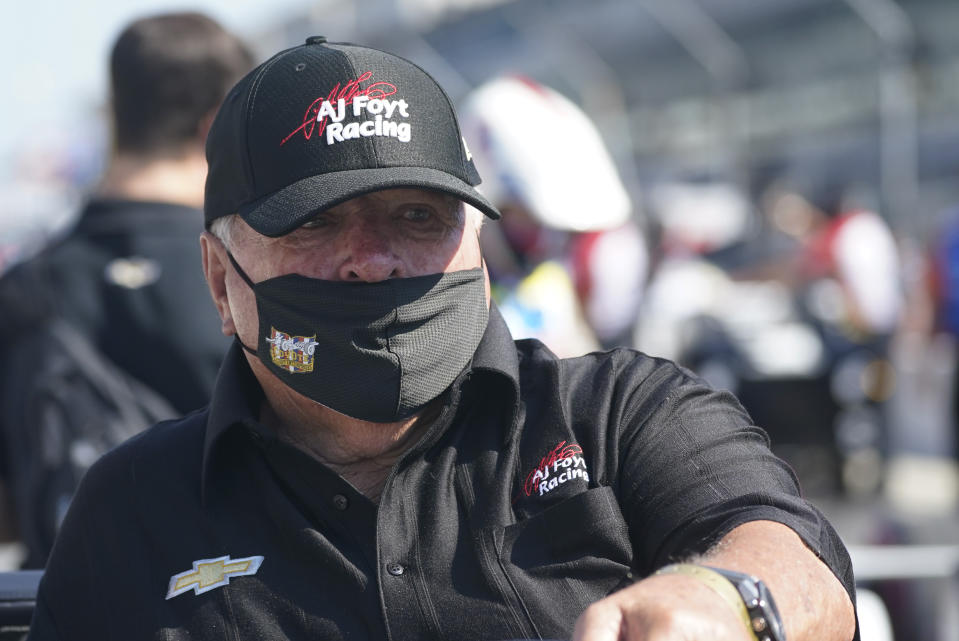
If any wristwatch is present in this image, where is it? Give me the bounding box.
[655,563,787,641]
[703,565,787,641]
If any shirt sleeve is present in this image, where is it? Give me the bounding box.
[615,362,856,607]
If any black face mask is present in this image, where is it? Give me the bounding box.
[228,253,488,423]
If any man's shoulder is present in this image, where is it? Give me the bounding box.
[28,199,203,263]
[516,339,698,391]
[75,198,205,236]
[82,409,208,499]
[512,339,716,430]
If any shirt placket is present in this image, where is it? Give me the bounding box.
[375,470,442,641]
[251,426,386,638]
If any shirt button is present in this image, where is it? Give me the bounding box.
[386,562,405,576]
[332,494,349,510]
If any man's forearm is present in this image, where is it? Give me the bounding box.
[572,519,856,641]
[699,520,856,641]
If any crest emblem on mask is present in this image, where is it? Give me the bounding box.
[265,328,318,373]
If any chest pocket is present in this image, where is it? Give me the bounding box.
[478,486,634,640]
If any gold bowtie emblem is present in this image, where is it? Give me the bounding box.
[166,555,264,599]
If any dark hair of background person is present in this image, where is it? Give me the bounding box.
[110,12,255,157]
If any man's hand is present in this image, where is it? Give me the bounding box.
[573,520,857,641]
[572,572,754,641]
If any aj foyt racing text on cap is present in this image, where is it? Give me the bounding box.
[204,36,501,236]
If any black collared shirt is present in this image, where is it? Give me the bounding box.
[29,307,857,640]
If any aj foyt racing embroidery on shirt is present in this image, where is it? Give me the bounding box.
[523,440,590,497]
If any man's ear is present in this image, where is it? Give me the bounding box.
[199,231,237,337]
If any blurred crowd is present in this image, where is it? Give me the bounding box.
[1,8,958,640]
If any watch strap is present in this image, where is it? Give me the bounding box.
[703,565,786,641]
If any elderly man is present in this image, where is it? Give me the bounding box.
[29,38,857,641]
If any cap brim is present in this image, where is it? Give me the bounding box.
[239,167,501,237]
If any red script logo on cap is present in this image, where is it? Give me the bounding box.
[281,71,398,146]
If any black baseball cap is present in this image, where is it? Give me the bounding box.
[204,36,501,236]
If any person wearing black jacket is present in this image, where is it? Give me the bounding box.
[0,12,253,568]
[30,38,857,640]
[21,12,254,413]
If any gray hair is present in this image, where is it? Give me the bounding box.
[465,203,486,232]
[209,214,238,249]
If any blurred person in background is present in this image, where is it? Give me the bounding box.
[764,180,903,342]
[632,179,760,369]
[458,76,648,357]
[0,11,254,568]
[756,178,903,497]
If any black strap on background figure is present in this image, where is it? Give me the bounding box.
[0,310,177,568]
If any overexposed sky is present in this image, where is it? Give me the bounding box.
[0,0,312,177]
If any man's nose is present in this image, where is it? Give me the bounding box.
[336,216,403,282]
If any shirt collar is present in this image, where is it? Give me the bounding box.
[202,340,264,503]
[200,304,521,502]
[464,304,522,446]
[471,303,519,384]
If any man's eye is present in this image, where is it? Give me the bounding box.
[300,214,333,229]
[401,207,434,223]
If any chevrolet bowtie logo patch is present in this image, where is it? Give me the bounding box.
[166,555,264,600]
